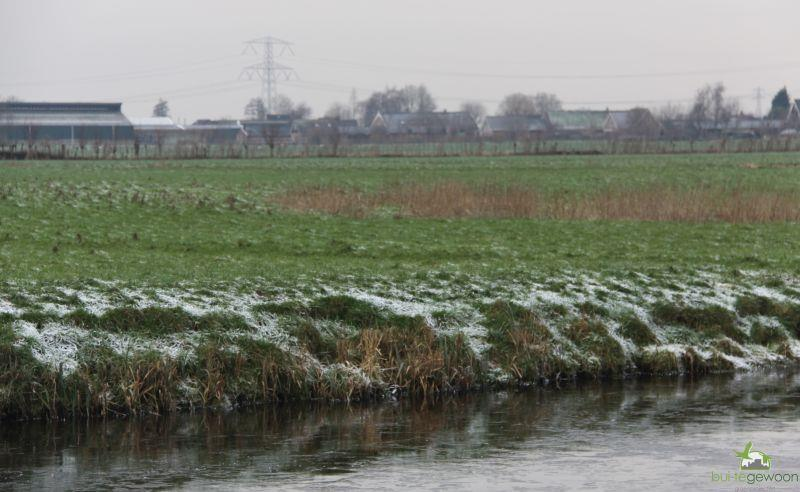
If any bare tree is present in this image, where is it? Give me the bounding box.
[292,102,312,120]
[358,85,438,124]
[272,95,295,115]
[460,101,487,125]
[531,93,562,114]
[152,99,170,117]
[497,93,537,116]
[244,98,267,120]
[688,83,738,133]
[273,95,312,119]
[655,102,685,122]
[401,85,437,113]
[325,102,353,120]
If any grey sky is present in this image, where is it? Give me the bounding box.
[1,0,797,122]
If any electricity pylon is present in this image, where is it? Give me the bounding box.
[240,36,297,114]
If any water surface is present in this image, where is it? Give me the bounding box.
[2,372,800,491]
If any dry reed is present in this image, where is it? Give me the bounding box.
[272,181,800,223]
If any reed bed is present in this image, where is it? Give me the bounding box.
[272,181,800,223]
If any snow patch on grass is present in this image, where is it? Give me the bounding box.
[4,269,800,379]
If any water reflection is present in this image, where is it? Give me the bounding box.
[2,372,799,490]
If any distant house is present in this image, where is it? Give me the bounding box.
[337,119,370,142]
[546,110,608,138]
[725,116,783,137]
[481,115,549,140]
[293,118,369,145]
[370,111,478,139]
[184,119,245,144]
[0,101,134,145]
[242,115,293,145]
[438,111,479,137]
[681,115,784,138]
[129,116,184,146]
[787,99,800,127]
[603,109,661,137]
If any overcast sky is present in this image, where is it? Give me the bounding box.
[1,0,798,122]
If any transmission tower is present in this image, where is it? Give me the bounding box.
[240,36,297,114]
[754,87,764,118]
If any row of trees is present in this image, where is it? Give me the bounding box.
[149,83,794,127]
[243,96,311,120]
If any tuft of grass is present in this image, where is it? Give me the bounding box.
[734,295,800,338]
[306,295,423,331]
[308,295,384,327]
[651,302,744,342]
[706,350,735,372]
[681,347,709,374]
[750,322,789,346]
[775,304,800,338]
[619,314,658,347]
[713,337,746,357]
[735,295,779,317]
[66,307,250,336]
[251,301,307,317]
[776,340,798,361]
[578,301,609,317]
[337,321,482,396]
[635,349,680,375]
[288,320,337,364]
[479,301,575,383]
[565,318,626,376]
[19,311,58,328]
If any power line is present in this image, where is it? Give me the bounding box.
[122,80,254,103]
[0,55,247,88]
[292,55,800,81]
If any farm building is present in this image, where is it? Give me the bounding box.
[0,101,134,144]
[293,118,369,144]
[603,109,662,137]
[481,115,549,140]
[370,111,478,139]
[184,120,246,144]
[337,119,370,141]
[546,110,608,138]
[242,116,293,145]
[725,116,783,137]
[129,116,184,146]
[695,117,784,138]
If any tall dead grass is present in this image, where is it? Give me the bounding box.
[272,181,800,223]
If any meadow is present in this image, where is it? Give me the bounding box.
[4,152,800,281]
[3,152,800,419]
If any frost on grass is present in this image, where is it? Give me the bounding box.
[2,269,800,396]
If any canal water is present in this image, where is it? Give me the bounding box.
[2,371,800,491]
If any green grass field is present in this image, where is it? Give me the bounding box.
[3,152,800,282]
[3,152,800,419]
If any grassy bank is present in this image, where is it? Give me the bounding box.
[2,153,800,418]
[2,270,800,419]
